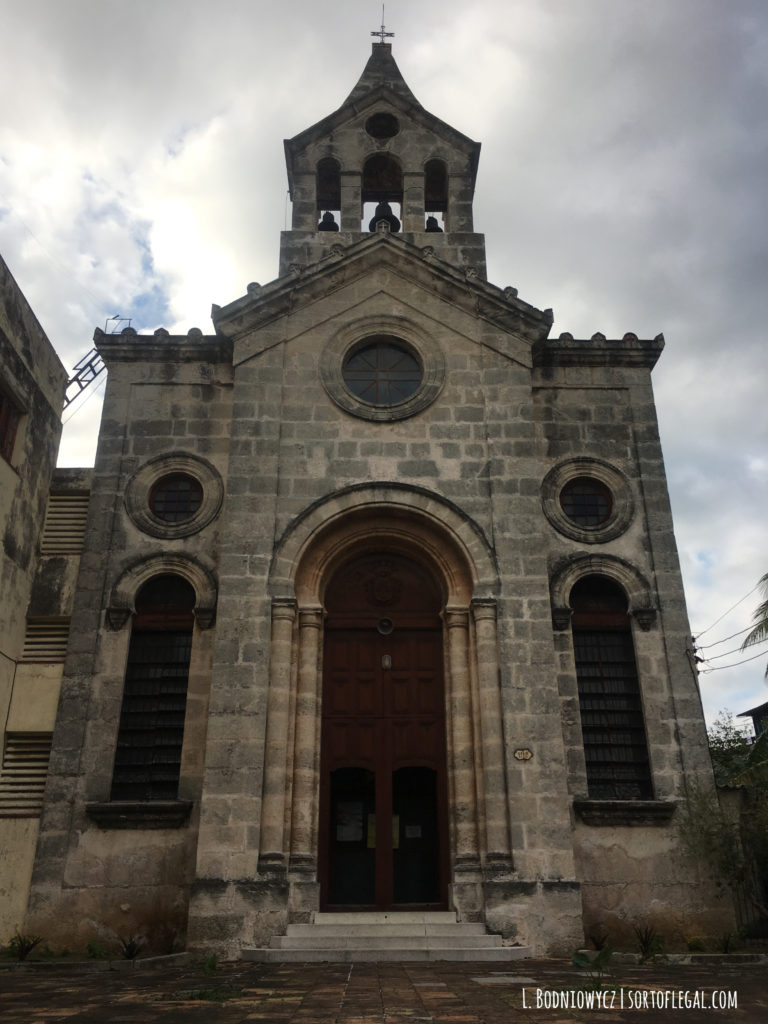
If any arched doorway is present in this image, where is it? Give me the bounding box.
[318,552,449,909]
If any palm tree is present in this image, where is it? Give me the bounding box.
[742,571,768,677]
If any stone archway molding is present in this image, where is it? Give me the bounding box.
[106,552,219,630]
[260,483,512,909]
[549,553,657,631]
[270,481,499,605]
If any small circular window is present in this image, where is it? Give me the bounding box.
[559,477,613,527]
[365,112,400,139]
[541,458,634,544]
[125,453,223,539]
[342,337,422,407]
[149,473,203,523]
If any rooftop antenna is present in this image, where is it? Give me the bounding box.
[104,314,132,334]
[371,5,394,44]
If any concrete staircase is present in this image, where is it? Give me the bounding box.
[242,911,532,962]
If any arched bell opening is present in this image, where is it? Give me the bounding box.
[362,154,403,232]
[424,158,448,232]
[316,157,341,232]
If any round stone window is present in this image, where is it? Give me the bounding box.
[342,337,422,407]
[321,318,445,422]
[365,112,400,139]
[559,477,613,527]
[125,453,224,539]
[541,458,634,544]
[149,473,203,523]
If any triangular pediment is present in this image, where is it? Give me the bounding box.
[286,86,480,172]
[213,230,551,366]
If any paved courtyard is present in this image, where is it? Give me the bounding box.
[0,956,765,1023]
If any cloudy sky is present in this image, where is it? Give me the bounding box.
[1,0,766,728]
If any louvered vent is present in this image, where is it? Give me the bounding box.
[40,492,90,554]
[21,620,70,662]
[0,733,52,817]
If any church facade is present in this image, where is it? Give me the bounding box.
[23,44,727,957]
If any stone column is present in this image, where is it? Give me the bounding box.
[402,171,425,232]
[290,173,317,231]
[289,607,323,871]
[258,599,297,872]
[444,609,480,868]
[447,175,474,232]
[340,171,362,231]
[472,599,512,867]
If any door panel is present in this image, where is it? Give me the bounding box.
[320,637,446,907]
[392,767,439,904]
[328,767,376,905]
[320,553,448,910]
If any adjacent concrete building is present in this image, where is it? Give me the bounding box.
[21,44,728,958]
[0,253,70,939]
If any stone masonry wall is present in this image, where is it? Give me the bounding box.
[25,337,233,954]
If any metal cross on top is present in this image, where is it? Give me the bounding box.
[371,5,394,44]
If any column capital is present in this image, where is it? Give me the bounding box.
[444,606,469,630]
[471,598,497,623]
[298,606,324,630]
[271,598,297,623]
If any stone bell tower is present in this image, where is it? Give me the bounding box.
[279,42,487,278]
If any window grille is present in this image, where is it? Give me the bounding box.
[110,628,192,801]
[40,492,90,553]
[149,474,203,523]
[0,733,52,817]
[560,477,613,527]
[571,575,653,800]
[21,619,70,662]
[573,629,653,799]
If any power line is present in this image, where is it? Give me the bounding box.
[696,622,758,650]
[693,582,762,641]
[702,636,768,662]
[699,648,768,673]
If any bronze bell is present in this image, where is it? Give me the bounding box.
[318,210,339,232]
[425,216,443,233]
[368,201,400,233]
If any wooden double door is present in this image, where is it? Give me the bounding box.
[318,554,449,910]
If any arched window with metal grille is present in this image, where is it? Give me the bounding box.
[570,575,653,800]
[110,574,195,802]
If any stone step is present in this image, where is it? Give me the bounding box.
[242,945,533,963]
[271,932,502,949]
[313,911,458,925]
[242,909,532,963]
[283,921,488,938]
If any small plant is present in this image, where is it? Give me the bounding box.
[685,936,706,952]
[7,932,44,962]
[118,934,144,960]
[572,945,614,989]
[588,926,610,951]
[190,952,219,975]
[632,921,665,962]
[86,939,108,959]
